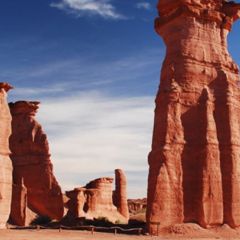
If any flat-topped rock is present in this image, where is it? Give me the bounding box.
[65,170,129,224]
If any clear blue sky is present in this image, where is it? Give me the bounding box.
[1,0,240,198]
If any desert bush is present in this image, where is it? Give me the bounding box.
[31,215,52,226]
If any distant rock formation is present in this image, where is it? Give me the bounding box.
[0,83,13,228]
[65,169,129,224]
[113,169,129,219]
[128,198,147,215]
[9,101,64,221]
[147,0,240,235]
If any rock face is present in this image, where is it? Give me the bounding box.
[147,0,240,234]
[9,181,27,226]
[0,83,13,228]
[113,169,129,219]
[66,170,129,224]
[9,101,64,221]
[9,180,37,226]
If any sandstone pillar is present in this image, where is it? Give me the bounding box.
[113,169,129,219]
[147,0,240,234]
[9,101,64,221]
[0,83,13,228]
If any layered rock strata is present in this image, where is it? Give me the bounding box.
[147,0,240,234]
[9,101,64,221]
[66,170,129,224]
[0,83,13,228]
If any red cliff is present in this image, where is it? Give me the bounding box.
[147,0,240,235]
[9,101,64,221]
[9,179,36,226]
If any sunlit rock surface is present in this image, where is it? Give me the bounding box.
[0,83,13,228]
[66,169,129,224]
[147,0,240,235]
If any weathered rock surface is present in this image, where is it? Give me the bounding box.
[113,169,129,219]
[9,180,37,226]
[65,170,129,224]
[147,0,240,234]
[0,83,13,228]
[9,101,64,221]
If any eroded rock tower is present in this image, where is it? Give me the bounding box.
[147,0,240,234]
[9,101,64,221]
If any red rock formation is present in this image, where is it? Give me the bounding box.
[147,0,240,234]
[113,169,129,219]
[128,198,147,215]
[66,170,129,224]
[0,83,13,228]
[9,101,64,221]
[9,180,27,226]
[9,179,36,226]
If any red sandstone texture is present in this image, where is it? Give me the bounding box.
[0,83,13,228]
[147,0,240,235]
[113,169,129,219]
[9,180,36,226]
[9,101,64,221]
[66,170,129,224]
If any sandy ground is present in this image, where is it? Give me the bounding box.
[1,229,147,240]
[1,228,240,240]
[2,224,240,240]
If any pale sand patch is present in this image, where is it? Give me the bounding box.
[0,229,240,240]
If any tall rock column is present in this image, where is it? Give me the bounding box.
[147,0,240,234]
[113,169,129,219]
[9,101,64,221]
[0,82,13,228]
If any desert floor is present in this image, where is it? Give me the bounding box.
[1,228,240,240]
